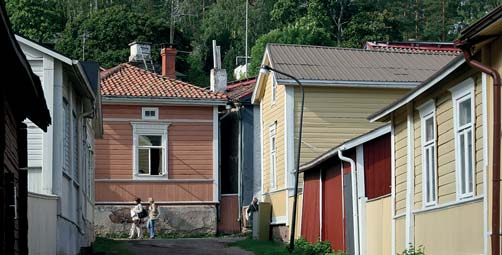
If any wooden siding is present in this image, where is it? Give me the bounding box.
[364,134,391,199]
[103,105,213,120]
[295,87,408,165]
[217,195,240,234]
[394,108,408,215]
[95,181,212,201]
[411,73,484,209]
[95,104,214,202]
[301,169,320,243]
[95,104,213,180]
[261,73,286,193]
[322,160,345,251]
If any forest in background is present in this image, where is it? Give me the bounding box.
[5,0,502,87]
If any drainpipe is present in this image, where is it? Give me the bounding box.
[338,149,359,255]
[455,40,500,255]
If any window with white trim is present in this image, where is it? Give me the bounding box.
[271,77,277,105]
[450,79,475,199]
[418,100,437,207]
[269,122,277,189]
[132,123,168,178]
[142,107,159,120]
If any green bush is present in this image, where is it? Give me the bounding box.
[398,244,425,255]
[291,237,335,255]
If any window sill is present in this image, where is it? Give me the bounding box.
[133,174,168,181]
[413,195,483,215]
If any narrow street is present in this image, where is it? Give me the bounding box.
[123,237,252,255]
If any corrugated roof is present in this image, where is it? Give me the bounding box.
[226,77,256,100]
[100,63,226,100]
[267,44,457,83]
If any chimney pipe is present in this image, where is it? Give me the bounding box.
[210,40,227,93]
[161,47,177,79]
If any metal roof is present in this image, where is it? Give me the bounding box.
[266,43,457,83]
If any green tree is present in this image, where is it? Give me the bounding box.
[342,9,401,48]
[6,0,64,43]
[248,19,335,76]
[55,5,189,70]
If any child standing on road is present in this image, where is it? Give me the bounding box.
[147,197,159,239]
[129,198,144,239]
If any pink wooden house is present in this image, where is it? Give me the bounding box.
[94,43,227,235]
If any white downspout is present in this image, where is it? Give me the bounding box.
[338,149,359,255]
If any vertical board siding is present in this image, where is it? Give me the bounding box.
[301,169,320,243]
[261,74,286,193]
[95,182,213,201]
[217,195,240,234]
[364,134,391,199]
[322,160,345,252]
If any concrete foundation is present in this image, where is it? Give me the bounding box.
[94,204,217,236]
[271,224,289,243]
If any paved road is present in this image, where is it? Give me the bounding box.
[124,237,253,255]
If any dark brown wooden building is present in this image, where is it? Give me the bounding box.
[0,1,51,254]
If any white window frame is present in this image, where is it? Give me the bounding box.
[417,100,437,207]
[450,78,476,200]
[269,122,277,190]
[271,74,277,105]
[142,107,159,120]
[132,122,169,180]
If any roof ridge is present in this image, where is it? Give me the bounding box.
[266,43,459,56]
[100,64,126,80]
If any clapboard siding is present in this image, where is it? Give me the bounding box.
[95,181,213,202]
[394,109,408,215]
[103,105,213,120]
[261,73,286,193]
[26,60,44,168]
[95,105,214,182]
[295,87,408,165]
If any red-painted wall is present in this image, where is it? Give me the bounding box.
[363,134,391,199]
[301,169,320,243]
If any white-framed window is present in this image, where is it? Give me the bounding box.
[132,122,168,179]
[271,76,277,105]
[63,99,71,175]
[142,107,159,120]
[417,100,437,207]
[269,122,277,190]
[450,78,475,199]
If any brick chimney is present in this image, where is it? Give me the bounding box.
[161,47,177,79]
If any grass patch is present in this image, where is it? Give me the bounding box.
[229,238,290,255]
[229,237,345,255]
[90,237,133,255]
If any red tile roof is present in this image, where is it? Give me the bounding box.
[226,77,256,100]
[100,63,227,100]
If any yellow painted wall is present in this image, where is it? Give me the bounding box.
[294,86,409,165]
[262,72,286,193]
[365,196,391,255]
[263,190,287,220]
[414,201,484,255]
[288,193,303,239]
[395,217,406,253]
[394,108,408,215]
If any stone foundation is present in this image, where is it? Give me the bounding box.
[94,204,217,236]
[271,224,289,243]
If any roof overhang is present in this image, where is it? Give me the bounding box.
[277,79,419,89]
[300,124,391,172]
[368,55,465,122]
[102,96,227,106]
[459,5,502,41]
[251,48,272,104]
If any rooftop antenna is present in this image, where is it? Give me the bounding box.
[245,0,248,78]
